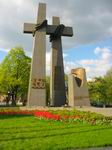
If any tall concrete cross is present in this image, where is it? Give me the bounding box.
[23,3,47,106]
[50,17,73,106]
[23,2,73,107]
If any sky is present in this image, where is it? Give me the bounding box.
[0,0,112,79]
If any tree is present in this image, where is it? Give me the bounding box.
[88,74,112,107]
[105,68,112,79]
[0,47,31,106]
[104,67,112,105]
[88,77,106,106]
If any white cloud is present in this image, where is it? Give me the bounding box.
[45,47,112,78]
[78,47,112,78]
[46,52,69,74]
[0,0,112,51]
[0,0,112,80]
[46,52,51,74]
[1,46,112,79]
[79,59,98,66]
[63,53,68,58]
[94,47,102,54]
[64,61,77,74]
[0,48,10,53]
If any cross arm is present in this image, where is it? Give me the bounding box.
[23,23,35,34]
[46,25,73,37]
[23,23,73,37]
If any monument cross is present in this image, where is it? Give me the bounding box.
[24,23,73,37]
[50,17,73,106]
[23,3,46,106]
[23,2,73,107]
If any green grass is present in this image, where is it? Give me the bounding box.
[0,115,112,150]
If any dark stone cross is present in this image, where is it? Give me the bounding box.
[23,3,73,106]
[50,17,73,106]
[24,22,73,37]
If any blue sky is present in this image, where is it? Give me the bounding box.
[0,38,112,62]
[0,51,6,62]
[0,0,112,79]
[65,37,112,60]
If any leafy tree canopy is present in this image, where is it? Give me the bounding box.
[88,67,112,107]
[0,47,31,105]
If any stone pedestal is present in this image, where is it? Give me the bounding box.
[68,68,90,107]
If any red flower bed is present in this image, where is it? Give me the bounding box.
[34,111,61,121]
[0,110,34,115]
[1,109,111,125]
[34,111,82,123]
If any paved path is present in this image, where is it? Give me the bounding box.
[20,106,112,117]
[75,147,112,150]
[75,107,112,117]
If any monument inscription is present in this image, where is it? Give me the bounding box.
[32,79,46,89]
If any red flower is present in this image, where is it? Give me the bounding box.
[34,111,61,121]
[0,110,34,115]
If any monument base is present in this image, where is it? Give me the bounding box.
[68,68,90,107]
[27,89,46,107]
[69,98,90,107]
[51,90,66,107]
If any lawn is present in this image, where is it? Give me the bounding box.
[0,110,112,150]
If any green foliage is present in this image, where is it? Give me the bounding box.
[1,108,111,126]
[104,68,112,104]
[0,47,31,104]
[64,74,68,81]
[88,77,107,106]
[50,109,112,125]
[0,111,112,149]
[88,67,112,106]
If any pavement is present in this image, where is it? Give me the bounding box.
[74,147,112,150]
[20,106,112,117]
[75,106,112,117]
